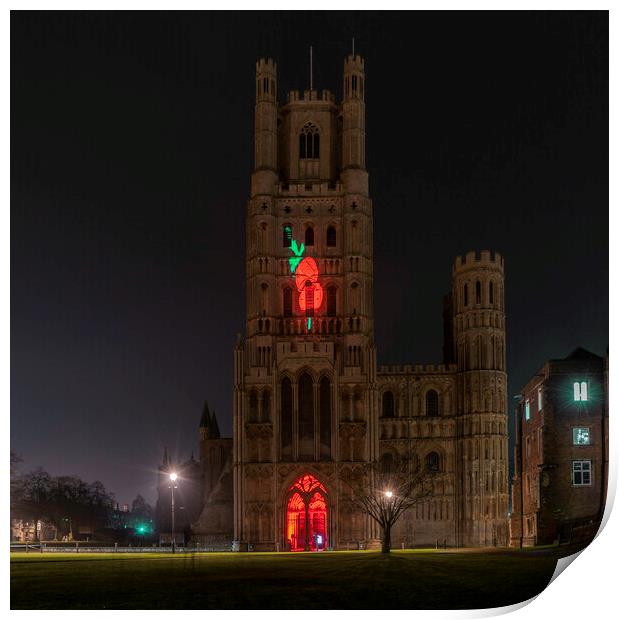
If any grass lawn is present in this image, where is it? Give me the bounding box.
[10,546,581,610]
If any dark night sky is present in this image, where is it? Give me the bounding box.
[11,12,608,505]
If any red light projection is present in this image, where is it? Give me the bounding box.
[286,474,328,551]
[288,238,323,330]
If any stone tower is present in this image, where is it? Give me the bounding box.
[452,251,509,545]
[233,53,377,551]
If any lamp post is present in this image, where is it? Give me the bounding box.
[169,472,178,553]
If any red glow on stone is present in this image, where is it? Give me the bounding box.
[295,257,319,292]
[286,474,328,551]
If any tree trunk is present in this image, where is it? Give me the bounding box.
[381,525,391,554]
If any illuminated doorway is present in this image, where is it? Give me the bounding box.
[286,474,328,551]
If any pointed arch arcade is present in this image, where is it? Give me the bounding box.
[285,473,328,551]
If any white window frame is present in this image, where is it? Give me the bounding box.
[572,460,592,486]
[573,427,591,446]
[525,399,530,421]
[574,380,589,402]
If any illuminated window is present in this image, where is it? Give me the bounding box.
[326,286,337,317]
[573,381,588,401]
[425,390,439,416]
[426,452,440,472]
[382,391,394,418]
[326,226,336,247]
[299,123,320,159]
[283,287,293,317]
[525,399,530,421]
[573,427,590,446]
[304,226,314,246]
[572,460,591,486]
[283,225,293,248]
[538,388,543,411]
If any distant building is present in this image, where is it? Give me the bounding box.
[509,348,608,546]
[11,519,56,542]
[155,409,230,544]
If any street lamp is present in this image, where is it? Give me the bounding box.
[169,472,178,553]
[385,490,393,498]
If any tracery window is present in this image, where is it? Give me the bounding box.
[382,391,395,418]
[426,390,439,416]
[299,123,320,159]
[281,378,293,459]
[305,226,314,246]
[326,226,337,247]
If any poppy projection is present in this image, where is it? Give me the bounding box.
[286,474,328,551]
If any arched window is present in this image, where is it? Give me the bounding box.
[426,390,439,416]
[305,226,314,246]
[281,378,293,459]
[262,390,271,422]
[299,123,320,159]
[476,280,481,304]
[283,287,293,317]
[463,284,468,307]
[380,452,395,474]
[489,281,494,304]
[326,226,337,247]
[248,390,258,422]
[327,286,337,317]
[283,225,293,248]
[426,452,440,472]
[382,391,394,418]
[319,377,331,460]
[298,373,314,461]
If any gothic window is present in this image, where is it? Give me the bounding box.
[476,280,481,304]
[305,226,314,246]
[283,287,293,317]
[382,391,394,418]
[489,281,494,304]
[299,123,320,159]
[248,390,258,422]
[319,377,331,460]
[281,378,293,459]
[426,451,440,472]
[262,390,271,422]
[298,373,314,461]
[283,224,293,247]
[463,284,468,307]
[326,225,337,247]
[380,452,394,474]
[327,286,337,317]
[426,390,439,416]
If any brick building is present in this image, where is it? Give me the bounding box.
[509,347,608,546]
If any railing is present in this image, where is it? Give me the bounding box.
[11,543,233,553]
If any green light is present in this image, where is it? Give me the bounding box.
[307,317,312,330]
[288,239,305,273]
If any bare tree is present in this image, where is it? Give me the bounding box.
[343,453,434,553]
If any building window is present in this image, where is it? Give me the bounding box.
[525,399,530,421]
[573,381,588,401]
[463,284,468,307]
[283,287,293,317]
[489,281,494,304]
[299,123,320,159]
[572,460,592,486]
[326,225,337,247]
[425,390,439,416]
[283,225,293,248]
[573,427,590,446]
[326,286,337,317]
[304,226,314,247]
[426,452,440,472]
[319,377,331,460]
[538,388,543,411]
[475,280,481,304]
[382,391,394,418]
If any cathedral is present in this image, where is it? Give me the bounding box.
[188,52,509,550]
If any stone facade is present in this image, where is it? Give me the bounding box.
[195,53,509,549]
[509,348,608,546]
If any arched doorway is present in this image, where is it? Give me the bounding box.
[286,473,328,551]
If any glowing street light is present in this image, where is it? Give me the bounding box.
[169,472,178,553]
[385,490,393,499]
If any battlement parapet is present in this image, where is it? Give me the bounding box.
[256,57,277,73]
[344,53,365,70]
[377,363,458,376]
[286,89,336,104]
[453,250,504,273]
